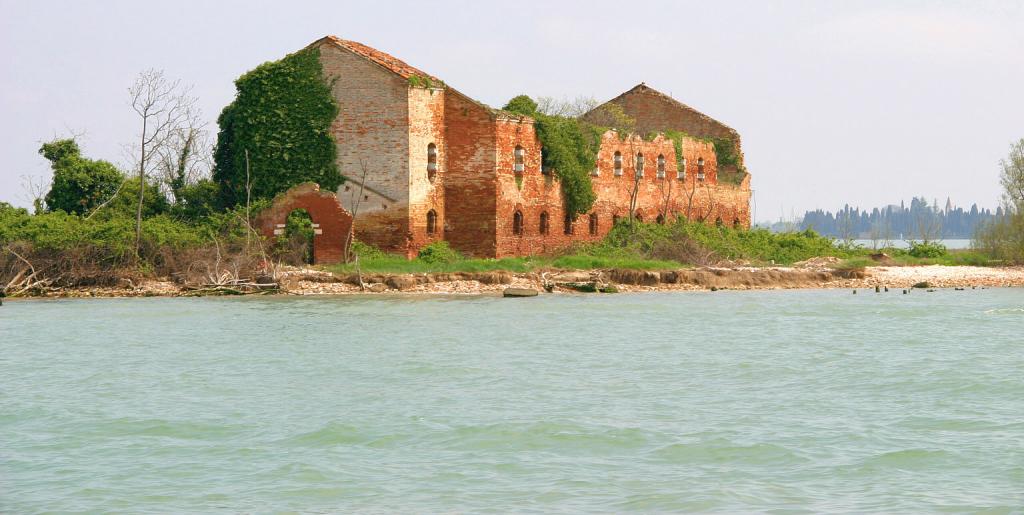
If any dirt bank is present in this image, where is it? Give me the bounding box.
[257,264,1024,295]
[9,264,1023,299]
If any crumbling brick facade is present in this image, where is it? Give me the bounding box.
[585,83,746,174]
[255,182,353,264]
[301,36,752,259]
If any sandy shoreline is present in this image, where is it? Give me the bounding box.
[7,264,1023,299]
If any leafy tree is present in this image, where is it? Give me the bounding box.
[213,48,340,208]
[976,138,1024,262]
[100,177,169,220]
[171,179,219,221]
[40,139,124,216]
[503,95,538,117]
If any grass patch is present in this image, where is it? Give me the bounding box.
[889,250,997,267]
[834,257,874,270]
[327,255,537,274]
[837,249,999,269]
[550,254,684,270]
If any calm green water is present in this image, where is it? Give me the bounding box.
[2,290,1023,513]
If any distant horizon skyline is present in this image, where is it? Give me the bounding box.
[756,194,1003,224]
[2,1,1022,215]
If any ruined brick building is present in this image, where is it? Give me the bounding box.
[295,36,751,260]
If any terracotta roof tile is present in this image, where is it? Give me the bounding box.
[322,35,439,81]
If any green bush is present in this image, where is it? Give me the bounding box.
[349,239,387,260]
[213,48,341,208]
[908,240,947,258]
[95,177,169,220]
[417,241,461,264]
[1,198,251,254]
[590,219,847,265]
[171,179,219,221]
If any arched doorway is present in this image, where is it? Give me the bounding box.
[277,209,315,265]
[254,183,353,264]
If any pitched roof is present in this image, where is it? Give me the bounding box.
[315,35,440,81]
[597,83,738,135]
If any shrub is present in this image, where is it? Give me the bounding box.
[908,240,947,258]
[584,218,849,266]
[95,177,170,220]
[349,239,387,260]
[416,241,461,264]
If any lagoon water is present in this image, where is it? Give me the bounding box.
[2,290,1023,512]
[852,239,973,250]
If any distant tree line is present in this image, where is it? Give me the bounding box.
[792,198,999,241]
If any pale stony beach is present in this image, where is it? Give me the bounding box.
[18,264,1024,298]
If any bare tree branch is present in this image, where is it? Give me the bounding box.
[128,69,200,256]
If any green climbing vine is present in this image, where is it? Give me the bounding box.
[213,48,341,208]
[710,136,747,185]
[502,95,600,218]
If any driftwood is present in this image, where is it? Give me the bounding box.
[182,280,279,296]
[3,246,61,297]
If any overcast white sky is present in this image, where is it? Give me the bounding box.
[1,0,1022,220]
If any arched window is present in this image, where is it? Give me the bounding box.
[426,209,437,234]
[613,151,623,176]
[715,216,723,227]
[540,148,550,176]
[612,214,621,225]
[733,218,741,229]
[513,210,524,235]
[697,157,706,181]
[677,157,687,180]
[657,154,666,179]
[589,213,598,235]
[635,211,644,223]
[513,145,525,174]
[539,211,550,235]
[427,143,438,182]
[636,153,645,178]
[656,214,665,225]
[563,214,574,235]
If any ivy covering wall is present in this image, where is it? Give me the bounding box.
[213,48,341,208]
[502,95,599,218]
[666,130,747,186]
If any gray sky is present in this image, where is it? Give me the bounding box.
[2,0,1022,220]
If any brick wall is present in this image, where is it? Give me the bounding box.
[254,183,353,265]
[442,91,499,257]
[316,41,411,253]
[491,129,751,258]
[406,86,447,256]
[585,83,746,171]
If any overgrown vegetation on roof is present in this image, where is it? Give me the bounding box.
[407,74,443,89]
